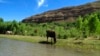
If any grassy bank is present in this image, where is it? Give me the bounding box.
[0,34,100,50]
[0,34,46,43]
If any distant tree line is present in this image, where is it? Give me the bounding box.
[0,11,100,39]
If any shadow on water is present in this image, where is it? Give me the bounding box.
[39,41,53,45]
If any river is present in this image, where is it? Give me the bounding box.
[0,38,99,56]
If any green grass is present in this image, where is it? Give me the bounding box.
[56,38,100,50]
[0,34,46,43]
[0,34,100,50]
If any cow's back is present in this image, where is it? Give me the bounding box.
[46,30,55,38]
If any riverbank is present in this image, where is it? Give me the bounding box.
[0,34,100,50]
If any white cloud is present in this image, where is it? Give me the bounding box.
[37,0,48,8]
[37,0,45,8]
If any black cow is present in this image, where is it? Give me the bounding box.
[46,30,56,43]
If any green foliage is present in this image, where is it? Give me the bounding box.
[76,16,83,30]
[0,11,100,39]
[76,11,100,38]
[0,18,4,22]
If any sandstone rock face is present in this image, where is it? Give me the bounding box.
[22,1,100,23]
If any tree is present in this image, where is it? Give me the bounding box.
[76,16,83,30]
[0,18,4,22]
[82,18,89,38]
[88,12,100,36]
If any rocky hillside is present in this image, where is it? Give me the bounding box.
[22,1,100,23]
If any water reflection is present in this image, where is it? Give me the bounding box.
[0,38,99,56]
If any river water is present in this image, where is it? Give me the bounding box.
[0,38,99,56]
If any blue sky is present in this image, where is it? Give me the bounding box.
[0,0,96,21]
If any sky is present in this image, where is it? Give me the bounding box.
[0,0,96,22]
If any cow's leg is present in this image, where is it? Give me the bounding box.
[47,36,48,42]
[53,37,56,44]
[51,37,53,43]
